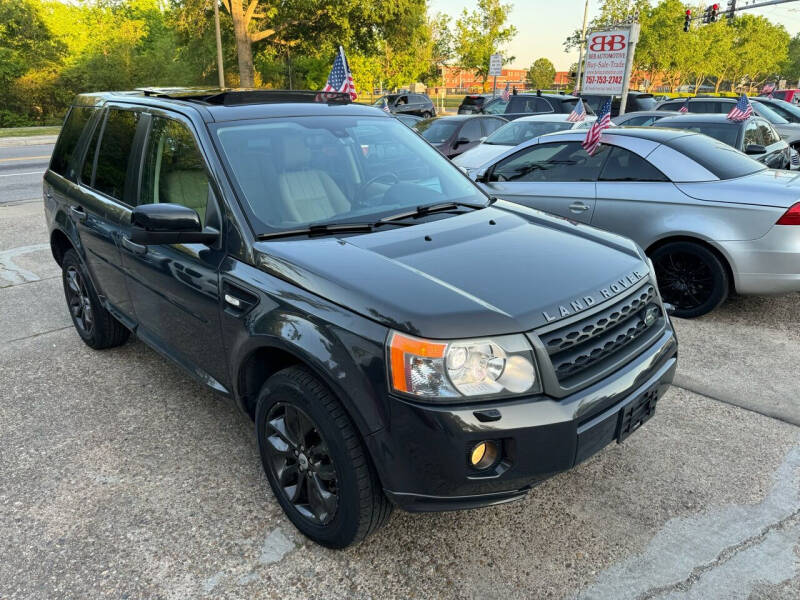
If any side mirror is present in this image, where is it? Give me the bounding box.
[454,137,471,147]
[469,167,489,183]
[130,203,219,245]
[744,144,766,155]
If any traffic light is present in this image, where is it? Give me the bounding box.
[710,3,719,21]
[684,9,691,32]
[726,0,736,19]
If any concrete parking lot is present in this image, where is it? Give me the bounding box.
[0,142,798,599]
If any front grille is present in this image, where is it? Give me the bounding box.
[539,284,663,388]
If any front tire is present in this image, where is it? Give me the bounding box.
[255,366,392,548]
[61,249,130,349]
[421,111,432,119]
[650,241,729,318]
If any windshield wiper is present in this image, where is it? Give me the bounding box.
[377,200,489,225]
[256,222,375,240]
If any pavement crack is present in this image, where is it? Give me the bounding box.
[4,325,72,344]
[637,508,800,600]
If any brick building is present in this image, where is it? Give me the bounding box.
[441,66,528,92]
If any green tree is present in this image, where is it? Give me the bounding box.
[782,33,800,85]
[527,57,555,89]
[454,0,516,89]
[0,0,62,91]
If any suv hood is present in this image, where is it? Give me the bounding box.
[254,204,650,339]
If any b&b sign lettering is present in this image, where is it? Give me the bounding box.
[582,29,629,95]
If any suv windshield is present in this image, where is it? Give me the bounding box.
[416,119,459,143]
[212,116,486,233]
[664,133,766,180]
[484,120,573,145]
[658,122,740,147]
[751,100,789,124]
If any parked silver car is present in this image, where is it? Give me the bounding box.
[469,127,800,317]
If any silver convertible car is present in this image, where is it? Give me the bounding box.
[468,127,800,317]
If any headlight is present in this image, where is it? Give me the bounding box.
[646,257,658,286]
[387,331,540,401]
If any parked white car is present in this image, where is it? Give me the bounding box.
[453,114,597,172]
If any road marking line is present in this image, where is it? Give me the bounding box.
[0,155,50,163]
[0,171,44,178]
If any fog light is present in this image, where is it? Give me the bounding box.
[469,441,499,470]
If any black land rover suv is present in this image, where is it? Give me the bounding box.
[44,89,677,548]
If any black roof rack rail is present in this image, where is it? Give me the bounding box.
[134,88,353,106]
[201,90,352,106]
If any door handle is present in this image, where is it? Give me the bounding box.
[569,201,590,213]
[70,205,87,223]
[121,235,147,256]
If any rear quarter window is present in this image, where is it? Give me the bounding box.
[50,106,95,181]
[92,109,141,201]
[665,134,766,180]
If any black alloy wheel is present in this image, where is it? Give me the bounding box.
[60,249,130,349]
[256,366,392,548]
[65,264,93,336]
[264,403,339,524]
[650,241,728,318]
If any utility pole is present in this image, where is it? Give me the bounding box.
[575,0,590,93]
[213,0,225,88]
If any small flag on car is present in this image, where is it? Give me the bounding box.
[381,97,391,113]
[567,98,586,122]
[727,93,753,122]
[679,97,690,113]
[582,97,611,156]
[501,83,510,101]
[322,45,357,100]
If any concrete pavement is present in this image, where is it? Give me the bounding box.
[0,200,798,599]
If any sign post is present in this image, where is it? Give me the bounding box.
[489,53,503,97]
[582,25,639,113]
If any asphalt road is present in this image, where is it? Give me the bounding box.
[1,199,798,598]
[0,139,55,205]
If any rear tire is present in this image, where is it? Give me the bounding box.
[255,366,392,548]
[61,249,130,349]
[421,111,432,119]
[650,241,728,318]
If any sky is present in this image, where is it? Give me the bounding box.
[430,0,800,71]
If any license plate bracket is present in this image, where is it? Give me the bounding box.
[616,388,658,443]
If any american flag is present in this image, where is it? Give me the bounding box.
[763,82,775,94]
[567,98,586,122]
[582,97,611,156]
[727,93,753,122]
[501,83,510,101]
[322,46,357,100]
[381,97,391,113]
[679,97,690,113]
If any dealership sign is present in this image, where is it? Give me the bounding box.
[582,29,631,95]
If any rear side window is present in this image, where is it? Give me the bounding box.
[658,101,681,111]
[490,141,609,182]
[50,107,94,181]
[665,134,766,180]
[93,109,140,201]
[80,116,103,184]
[600,147,668,182]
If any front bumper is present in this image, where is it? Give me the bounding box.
[369,328,677,512]
[719,225,800,294]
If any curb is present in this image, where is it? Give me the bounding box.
[0,135,59,148]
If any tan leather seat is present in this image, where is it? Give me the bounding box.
[162,170,208,223]
[277,137,350,223]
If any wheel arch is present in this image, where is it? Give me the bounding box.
[645,234,736,293]
[50,228,76,267]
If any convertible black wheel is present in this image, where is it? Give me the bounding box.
[61,249,130,349]
[650,241,728,318]
[256,366,392,548]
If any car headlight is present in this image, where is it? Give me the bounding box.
[387,331,540,401]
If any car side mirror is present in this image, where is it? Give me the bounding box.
[470,167,490,183]
[744,144,766,155]
[454,137,471,147]
[130,203,219,245]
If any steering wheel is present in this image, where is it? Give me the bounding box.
[357,173,399,205]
